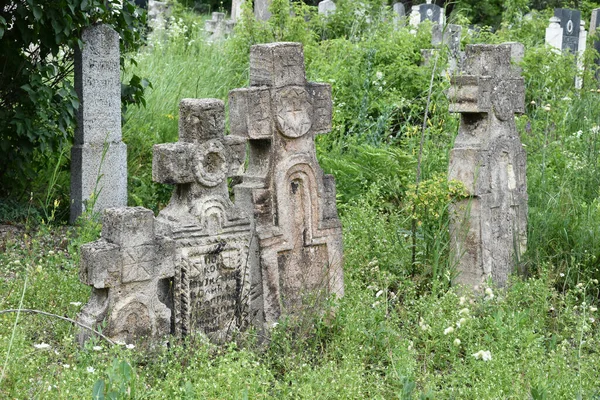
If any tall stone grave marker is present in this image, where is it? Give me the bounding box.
[71,24,127,223]
[426,23,463,73]
[447,43,528,289]
[393,2,406,29]
[590,9,600,79]
[255,0,271,21]
[77,207,175,344]
[318,0,336,16]
[231,0,245,22]
[229,43,344,329]
[410,0,444,28]
[153,99,252,342]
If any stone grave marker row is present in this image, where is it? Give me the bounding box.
[77,43,344,344]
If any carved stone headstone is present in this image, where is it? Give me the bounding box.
[71,24,127,224]
[229,43,344,329]
[590,9,600,79]
[77,207,175,344]
[231,0,245,22]
[426,23,463,73]
[204,12,235,41]
[318,0,336,16]
[410,0,444,28]
[393,2,406,29]
[554,8,581,53]
[153,99,251,342]
[447,43,528,289]
[148,0,172,31]
[255,0,271,21]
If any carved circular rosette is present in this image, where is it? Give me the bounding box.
[192,139,228,187]
[275,87,313,139]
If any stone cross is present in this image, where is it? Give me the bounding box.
[410,0,444,28]
[204,12,235,41]
[77,207,175,345]
[318,0,336,16]
[447,43,528,290]
[229,43,344,330]
[70,24,127,224]
[152,99,252,342]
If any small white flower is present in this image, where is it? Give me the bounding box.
[590,317,595,323]
[375,71,384,80]
[92,346,102,351]
[459,308,470,316]
[70,302,82,307]
[485,287,495,300]
[115,341,126,346]
[453,338,461,346]
[375,290,384,298]
[34,343,51,349]
[590,306,597,312]
[472,350,492,361]
[48,385,52,391]
[126,343,135,350]
[559,273,565,277]
[543,106,551,111]
[459,296,467,305]
[63,364,70,369]
[87,366,95,373]
[271,322,279,328]
[48,250,55,255]
[407,341,414,351]
[530,100,536,105]
[561,96,572,101]
[591,125,600,134]
[456,317,467,328]
[444,327,454,335]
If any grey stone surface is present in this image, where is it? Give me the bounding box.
[205,12,235,41]
[429,23,463,73]
[231,0,245,22]
[590,9,600,78]
[318,0,336,16]
[229,42,344,330]
[254,0,271,21]
[70,24,127,223]
[447,43,528,290]
[77,207,175,344]
[148,0,172,31]
[153,99,252,342]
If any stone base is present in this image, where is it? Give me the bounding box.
[70,142,127,223]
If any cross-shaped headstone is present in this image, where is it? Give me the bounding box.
[153,99,252,342]
[229,43,344,329]
[447,43,528,290]
[554,8,581,53]
[77,207,175,345]
[204,12,235,41]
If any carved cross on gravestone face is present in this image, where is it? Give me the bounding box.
[229,42,343,327]
[204,12,234,41]
[153,99,251,342]
[77,207,175,345]
[554,8,581,53]
[448,44,525,121]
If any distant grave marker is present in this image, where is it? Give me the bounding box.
[410,0,444,28]
[318,0,336,16]
[204,12,235,41]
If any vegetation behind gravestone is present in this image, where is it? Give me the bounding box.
[0,0,148,221]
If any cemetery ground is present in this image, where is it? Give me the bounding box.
[3,3,600,398]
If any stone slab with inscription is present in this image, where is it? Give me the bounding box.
[229,43,344,330]
[447,43,528,290]
[153,99,251,342]
[71,24,127,223]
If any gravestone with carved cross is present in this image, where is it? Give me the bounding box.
[447,43,528,290]
[152,99,252,342]
[77,207,176,345]
[204,12,235,42]
[229,43,344,331]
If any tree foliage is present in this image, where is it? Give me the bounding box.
[0,0,147,196]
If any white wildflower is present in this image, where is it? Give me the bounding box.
[375,71,384,80]
[459,296,467,305]
[444,327,454,335]
[92,346,102,351]
[375,290,384,298]
[559,273,565,277]
[453,338,461,346]
[87,366,95,373]
[459,307,470,316]
[34,343,51,349]
[485,287,494,300]
[70,302,82,307]
[472,350,492,361]
[63,364,70,369]
[591,125,600,135]
[590,306,597,312]
[126,344,135,350]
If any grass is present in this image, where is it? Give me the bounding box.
[2,2,600,398]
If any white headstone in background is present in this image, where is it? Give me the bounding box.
[255,0,271,21]
[393,2,406,29]
[318,0,336,17]
[70,24,127,223]
[231,0,245,22]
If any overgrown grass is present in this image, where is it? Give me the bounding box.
[3,1,600,398]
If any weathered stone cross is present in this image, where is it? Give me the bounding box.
[229,42,344,329]
[447,43,528,289]
[152,99,252,342]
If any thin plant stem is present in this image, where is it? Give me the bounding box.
[0,273,29,386]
